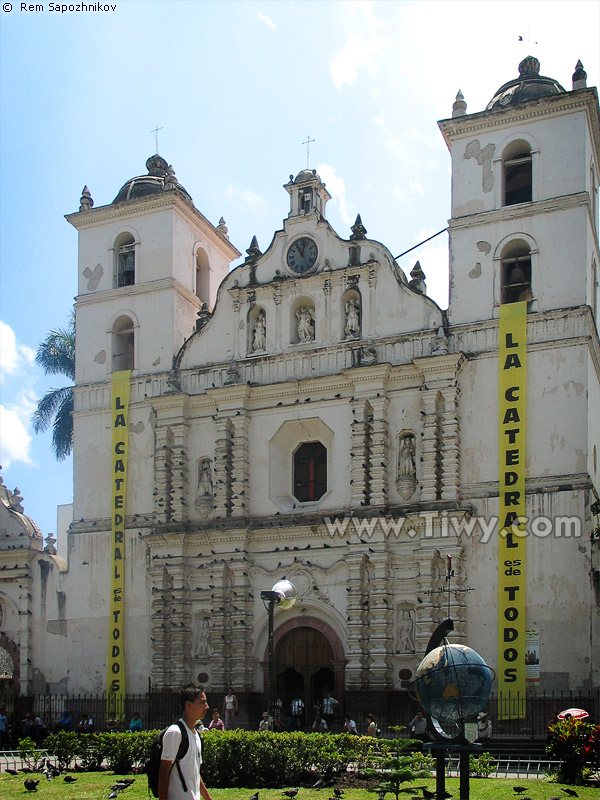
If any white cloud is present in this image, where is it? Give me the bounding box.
[0,320,35,377]
[329,1,389,89]
[0,389,37,468]
[316,163,354,227]
[226,185,268,214]
[257,12,276,30]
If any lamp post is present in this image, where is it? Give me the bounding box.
[261,579,297,728]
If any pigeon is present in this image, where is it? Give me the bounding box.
[24,779,40,792]
[249,793,259,800]
[282,791,298,799]
[422,790,435,800]
[512,788,527,794]
[561,791,579,798]
[334,790,344,798]
[5,768,18,775]
[312,779,324,789]
[64,774,78,782]
[108,794,118,800]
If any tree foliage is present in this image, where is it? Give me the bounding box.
[31,311,75,460]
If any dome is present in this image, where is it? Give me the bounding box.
[112,155,192,204]
[293,168,322,185]
[487,56,565,111]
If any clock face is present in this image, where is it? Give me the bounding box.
[287,237,318,273]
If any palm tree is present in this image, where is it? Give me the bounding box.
[31,311,75,460]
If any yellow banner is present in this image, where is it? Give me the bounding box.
[107,370,131,721]
[498,301,527,719]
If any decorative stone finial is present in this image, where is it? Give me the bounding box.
[518,56,540,78]
[350,214,367,241]
[146,154,169,175]
[452,90,467,118]
[408,261,427,295]
[216,217,229,240]
[44,534,57,555]
[245,235,262,264]
[572,60,587,90]
[79,186,94,212]
[164,165,178,190]
[9,487,24,513]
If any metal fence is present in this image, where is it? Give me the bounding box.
[2,688,598,742]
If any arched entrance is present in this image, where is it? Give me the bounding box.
[263,617,345,729]
[0,634,18,712]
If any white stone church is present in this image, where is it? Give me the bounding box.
[1,57,599,719]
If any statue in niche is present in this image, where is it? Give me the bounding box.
[344,297,360,338]
[398,435,416,478]
[193,616,212,659]
[397,608,416,653]
[252,311,266,351]
[397,434,417,499]
[197,458,213,498]
[296,306,314,342]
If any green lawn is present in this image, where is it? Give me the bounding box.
[0,776,598,799]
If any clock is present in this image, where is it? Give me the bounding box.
[286,237,318,273]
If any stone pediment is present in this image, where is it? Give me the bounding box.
[178,214,444,374]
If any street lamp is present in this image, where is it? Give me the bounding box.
[261,579,297,728]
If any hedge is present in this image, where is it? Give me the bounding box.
[29,730,392,784]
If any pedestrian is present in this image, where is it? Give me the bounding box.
[366,714,379,737]
[158,684,213,800]
[259,711,270,731]
[312,713,328,732]
[477,711,492,741]
[55,710,71,732]
[322,690,338,730]
[343,714,358,735]
[291,695,304,730]
[208,709,224,731]
[129,712,143,732]
[408,711,428,741]
[0,706,8,749]
[222,687,238,729]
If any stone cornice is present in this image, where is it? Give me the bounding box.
[438,88,600,166]
[448,192,588,229]
[75,276,202,309]
[66,192,241,260]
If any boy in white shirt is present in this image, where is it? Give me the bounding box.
[159,685,213,800]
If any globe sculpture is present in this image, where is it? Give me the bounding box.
[415,643,493,727]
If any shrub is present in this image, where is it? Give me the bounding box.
[18,737,45,771]
[44,731,79,769]
[469,751,496,778]
[547,718,600,785]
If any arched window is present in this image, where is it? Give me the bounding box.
[501,240,532,305]
[112,315,135,371]
[115,233,136,287]
[195,248,210,302]
[503,142,532,206]
[293,442,327,503]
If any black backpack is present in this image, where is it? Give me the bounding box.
[145,720,189,798]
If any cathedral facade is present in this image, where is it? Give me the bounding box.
[1,58,599,715]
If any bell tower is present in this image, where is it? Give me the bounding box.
[67,155,240,384]
[439,58,600,327]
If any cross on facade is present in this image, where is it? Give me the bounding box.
[151,125,164,154]
[302,135,315,169]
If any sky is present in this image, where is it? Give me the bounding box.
[1,0,599,540]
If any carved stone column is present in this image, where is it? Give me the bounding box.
[369,395,389,507]
[345,552,367,689]
[419,389,440,502]
[440,384,461,501]
[231,413,250,518]
[149,564,172,688]
[366,551,394,688]
[350,398,371,508]
[166,561,191,687]
[228,553,254,689]
[213,418,233,518]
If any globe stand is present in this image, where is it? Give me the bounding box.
[415,619,493,800]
